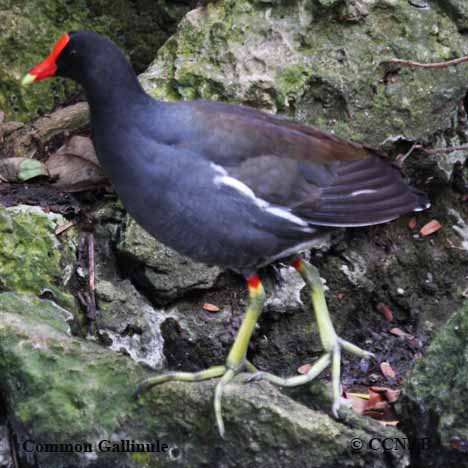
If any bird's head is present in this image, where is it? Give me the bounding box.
[21,31,132,89]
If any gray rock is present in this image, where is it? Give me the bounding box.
[0,425,13,468]
[95,278,170,370]
[117,216,222,303]
[140,0,468,147]
[436,0,468,30]
[0,291,411,468]
[0,204,77,311]
[399,301,468,467]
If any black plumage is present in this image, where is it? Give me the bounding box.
[25,31,428,273]
[22,31,430,435]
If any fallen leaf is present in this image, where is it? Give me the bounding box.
[380,362,396,379]
[369,386,400,403]
[376,302,393,321]
[367,388,384,409]
[347,394,368,415]
[408,218,417,230]
[297,363,312,374]
[420,219,442,236]
[202,303,220,313]
[346,392,369,400]
[46,136,106,191]
[0,157,48,182]
[389,327,414,340]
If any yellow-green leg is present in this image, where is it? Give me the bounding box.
[247,257,374,417]
[135,274,266,437]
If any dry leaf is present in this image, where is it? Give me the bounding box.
[376,303,393,321]
[0,157,48,182]
[369,386,401,403]
[46,136,106,191]
[55,220,78,236]
[347,394,368,415]
[408,218,417,230]
[297,363,312,374]
[202,303,220,313]
[420,219,442,236]
[380,362,396,379]
[389,327,414,340]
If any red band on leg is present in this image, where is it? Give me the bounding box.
[247,274,261,290]
[291,257,303,270]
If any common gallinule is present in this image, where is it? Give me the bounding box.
[23,31,430,436]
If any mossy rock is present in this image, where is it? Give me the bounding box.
[399,301,468,467]
[2,0,195,122]
[0,291,411,467]
[0,204,77,310]
[140,0,468,146]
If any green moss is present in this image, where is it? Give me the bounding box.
[401,302,468,466]
[141,0,468,145]
[130,452,152,465]
[0,206,76,310]
[1,0,194,122]
[276,65,310,98]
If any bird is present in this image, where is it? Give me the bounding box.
[22,31,430,437]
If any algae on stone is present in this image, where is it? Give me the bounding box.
[1,0,195,122]
[0,204,77,310]
[140,0,468,146]
[400,301,468,467]
[117,216,222,303]
[0,291,410,467]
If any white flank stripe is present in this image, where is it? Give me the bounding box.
[351,189,377,196]
[265,206,309,227]
[214,175,265,204]
[212,168,310,228]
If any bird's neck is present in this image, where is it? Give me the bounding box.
[81,63,149,113]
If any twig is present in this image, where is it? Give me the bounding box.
[396,143,419,166]
[54,219,78,236]
[416,144,468,154]
[87,233,96,321]
[384,56,468,69]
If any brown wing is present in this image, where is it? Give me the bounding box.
[177,100,370,165]
[172,100,429,227]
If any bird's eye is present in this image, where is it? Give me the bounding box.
[69,49,77,57]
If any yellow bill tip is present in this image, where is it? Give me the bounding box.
[21,73,36,87]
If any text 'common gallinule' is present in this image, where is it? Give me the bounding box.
[23,31,430,437]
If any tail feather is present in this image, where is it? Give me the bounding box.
[294,154,430,227]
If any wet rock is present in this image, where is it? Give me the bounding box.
[399,301,468,467]
[0,291,411,468]
[436,0,468,30]
[116,216,222,304]
[95,278,168,370]
[0,425,13,468]
[264,265,305,313]
[0,204,77,311]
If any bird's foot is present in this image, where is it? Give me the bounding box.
[135,274,266,439]
[246,257,376,418]
[135,360,258,437]
[244,335,374,417]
